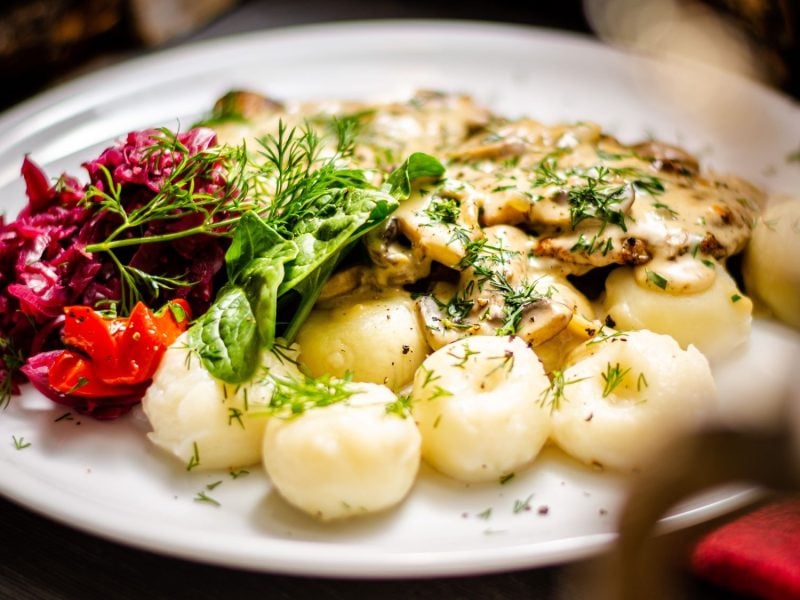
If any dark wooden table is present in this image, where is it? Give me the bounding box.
[0,2,790,598]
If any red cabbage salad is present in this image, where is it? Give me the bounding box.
[0,115,443,419]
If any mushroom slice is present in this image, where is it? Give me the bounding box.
[211,90,285,121]
[416,275,576,351]
[317,265,369,303]
[390,180,484,269]
[632,141,699,176]
[364,217,433,286]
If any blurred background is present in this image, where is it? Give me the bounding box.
[0,0,797,112]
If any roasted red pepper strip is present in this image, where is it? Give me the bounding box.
[48,351,143,398]
[50,300,191,396]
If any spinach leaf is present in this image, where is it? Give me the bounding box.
[225,211,288,281]
[192,211,297,381]
[278,188,396,341]
[188,285,259,383]
[386,152,446,199]
[240,243,297,348]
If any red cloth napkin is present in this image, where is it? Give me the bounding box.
[691,496,800,600]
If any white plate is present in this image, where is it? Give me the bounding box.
[0,21,798,578]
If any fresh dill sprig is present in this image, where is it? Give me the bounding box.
[586,327,628,346]
[446,342,480,368]
[265,372,356,418]
[493,275,554,336]
[513,494,533,514]
[12,435,31,450]
[423,196,460,225]
[499,473,515,485]
[568,175,630,233]
[476,507,493,520]
[538,370,586,412]
[186,441,201,471]
[228,407,245,428]
[194,490,220,507]
[385,393,412,418]
[601,362,632,397]
[83,120,369,314]
[0,335,24,410]
[570,232,614,256]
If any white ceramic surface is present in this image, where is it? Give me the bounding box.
[0,21,797,578]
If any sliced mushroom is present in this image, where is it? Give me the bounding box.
[416,272,576,351]
[632,141,700,176]
[317,265,369,303]
[390,181,483,269]
[211,90,284,122]
[535,234,652,269]
[449,118,551,162]
[364,217,432,286]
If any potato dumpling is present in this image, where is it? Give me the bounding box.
[142,334,301,470]
[411,335,552,483]
[296,288,429,391]
[602,261,752,361]
[262,382,421,520]
[743,198,800,328]
[551,330,716,471]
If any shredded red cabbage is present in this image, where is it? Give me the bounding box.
[1,128,231,415]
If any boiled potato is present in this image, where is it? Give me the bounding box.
[743,198,800,328]
[262,382,421,520]
[296,288,429,391]
[551,330,716,471]
[142,334,301,470]
[603,260,752,361]
[411,335,552,483]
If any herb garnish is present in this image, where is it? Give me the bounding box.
[0,336,24,410]
[476,508,493,520]
[645,269,669,290]
[385,394,412,418]
[423,196,460,224]
[264,373,356,418]
[186,441,201,471]
[538,370,586,412]
[513,494,533,513]
[601,362,631,397]
[194,491,220,507]
[12,435,30,450]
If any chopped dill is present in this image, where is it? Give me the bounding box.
[186,441,201,471]
[538,370,586,412]
[601,362,631,397]
[12,435,31,450]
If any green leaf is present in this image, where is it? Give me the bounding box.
[240,243,297,347]
[225,211,288,281]
[278,188,397,340]
[225,211,298,347]
[280,188,397,293]
[189,286,259,383]
[387,152,446,199]
[281,243,351,342]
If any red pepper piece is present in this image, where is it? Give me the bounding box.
[109,300,190,385]
[62,306,116,359]
[49,351,143,398]
[53,299,192,392]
